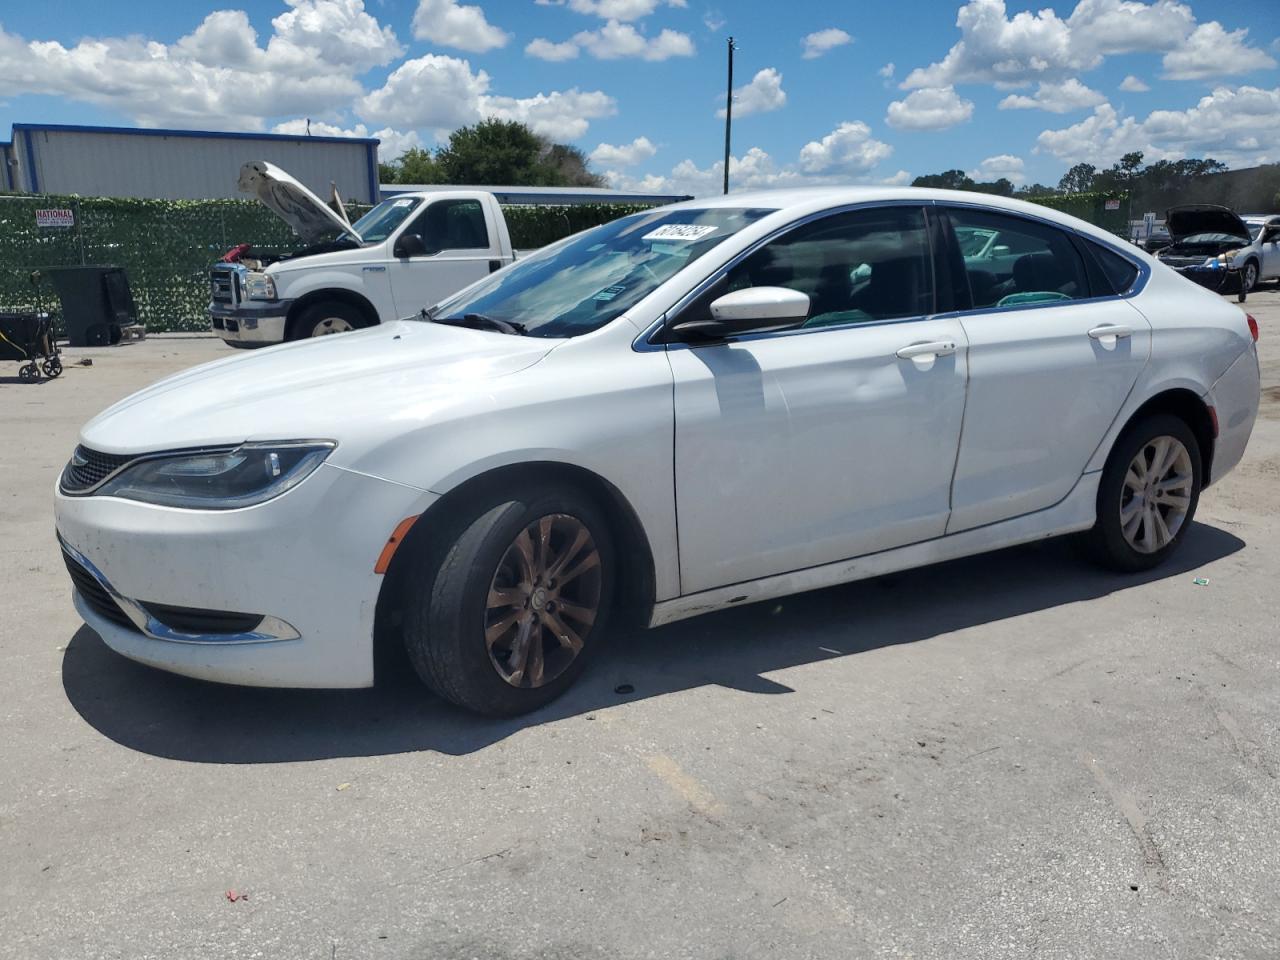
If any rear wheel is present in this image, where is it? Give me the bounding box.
[1082,414,1201,572]
[404,486,615,715]
[288,301,371,341]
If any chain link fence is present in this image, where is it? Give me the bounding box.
[0,194,653,334]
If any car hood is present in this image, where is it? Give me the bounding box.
[1165,205,1250,243]
[79,321,557,456]
[238,160,360,246]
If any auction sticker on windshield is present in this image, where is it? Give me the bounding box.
[642,224,718,242]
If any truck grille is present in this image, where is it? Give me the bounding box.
[60,445,135,493]
[210,267,238,304]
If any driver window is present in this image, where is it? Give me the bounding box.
[722,206,934,328]
[406,199,491,251]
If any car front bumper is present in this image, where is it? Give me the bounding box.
[1162,264,1243,293]
[209,299,294,345]
[54,462,436,688]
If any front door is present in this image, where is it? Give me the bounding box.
[940,206,1152,533]
[389,197,500,316]
[668,205,969,594]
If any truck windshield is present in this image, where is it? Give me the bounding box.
[428,206,773,338]
[351,197,423,243]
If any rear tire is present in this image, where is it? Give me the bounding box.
[1081,414,1201,572]
[288,301,371,341]
[404,485,616,716]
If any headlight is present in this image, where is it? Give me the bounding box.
[96,441,334,509]
[244,271,277,301]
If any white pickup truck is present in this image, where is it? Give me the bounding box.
[209,162,524,346]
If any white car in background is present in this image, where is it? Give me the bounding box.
[56,188,1260,715]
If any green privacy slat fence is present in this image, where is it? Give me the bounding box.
[0,195,652,334]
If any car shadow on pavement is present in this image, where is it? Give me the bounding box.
[61,521,1244,764]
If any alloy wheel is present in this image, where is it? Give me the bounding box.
[1243,261,1258,292]
[1119,435,1194,554]
[484,513,602,688]
[312,316,354,336]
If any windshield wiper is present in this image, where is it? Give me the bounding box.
[434,313,527,336]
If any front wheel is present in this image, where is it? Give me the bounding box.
[288,301,371,340]
[1082,414,1201,572]
[404,486,615,715]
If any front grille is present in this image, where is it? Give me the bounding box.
[140,602,263,636]
[60,446,134,493]
[1160,256,1208,268]
[210,268,237,304]
[62,550,141,633]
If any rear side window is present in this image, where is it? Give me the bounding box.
[1083,239,1140,295]
[946,208,1088,309]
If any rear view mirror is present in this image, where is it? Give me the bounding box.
[394,233,436,258]
[671,286,810,339]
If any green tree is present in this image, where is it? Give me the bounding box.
[539,143,607,188]
[436,118,551,185]
[912,169,975,190]
[1058,162,1097,194]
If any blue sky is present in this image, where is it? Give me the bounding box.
[1,0,1277,195]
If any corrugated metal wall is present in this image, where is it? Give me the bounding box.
[12,126,378,202]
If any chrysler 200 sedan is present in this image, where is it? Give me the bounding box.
[55,188,1260,716]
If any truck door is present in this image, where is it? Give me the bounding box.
[389,198,501,316]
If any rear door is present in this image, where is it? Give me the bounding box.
[389,197,502,316]
[939,206,1151,533]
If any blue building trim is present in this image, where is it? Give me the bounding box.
[22,130,39,193]
[366,142,379,204]
[11,122,379,148]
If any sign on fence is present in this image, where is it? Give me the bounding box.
[1104,199,1121,211]
[35,208,75,228]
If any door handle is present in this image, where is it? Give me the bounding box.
[896,340,957,360]
[1088,324,1132,340]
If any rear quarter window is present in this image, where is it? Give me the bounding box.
[1084,240,1141,295]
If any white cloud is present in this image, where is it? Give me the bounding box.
[879,170,913,185]
[1119,74,1150,92]
[901,1,1273,92]
[272,118,423,161]
[998,78,1106,113]
[798,121,894,174]
[802,28,852,60]
[717,67,786,118]
[0,1,401,128]
[537,0,686,21]
[1161,22,1276,80]
[967,153,1026,184]
[885,86,974,130]
[526,37,580,60]
[703,10,726,31]
[483,88,617,140]
[412,0,509,53]
[571,20,695,60]
[1035,86,1280,168]
[878,62,895,79]
[589,136,657,166]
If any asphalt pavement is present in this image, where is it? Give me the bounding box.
[2,290,1279,959]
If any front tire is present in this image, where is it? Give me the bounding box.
[404,486,616,715]
[1082,414,1201,572]
[288,301,371,341]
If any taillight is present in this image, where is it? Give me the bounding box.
[1246,313,1259,342]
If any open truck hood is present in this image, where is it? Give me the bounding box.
[237,161,361,246]
[1165,204,1250,243]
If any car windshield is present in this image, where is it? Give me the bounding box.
[427,206,774,338]
[351,197,423,243]
[1178,232,1246,245]
[956,227,995,256]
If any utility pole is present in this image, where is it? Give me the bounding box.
[723,36,736,195]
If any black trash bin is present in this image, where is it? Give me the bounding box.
[47,266,139,347]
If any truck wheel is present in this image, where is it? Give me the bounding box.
[404,484,616,716]
[289,301,370,340]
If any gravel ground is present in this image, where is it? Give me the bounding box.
[2,291,1279,960]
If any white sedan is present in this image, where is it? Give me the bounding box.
[55,188,1261,715]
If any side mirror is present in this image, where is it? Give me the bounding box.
[671,286,810,339]
[1264,228,1280,243]
[394,233,435,258]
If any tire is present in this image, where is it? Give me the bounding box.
[1081,414,1202,572]
[404,485,616,715]
[226,340,269,350]
[42,357,62,378]
[1242,259,1259,293]
[288,301,371,341]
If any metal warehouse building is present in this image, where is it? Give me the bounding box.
[1,123,380,203]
